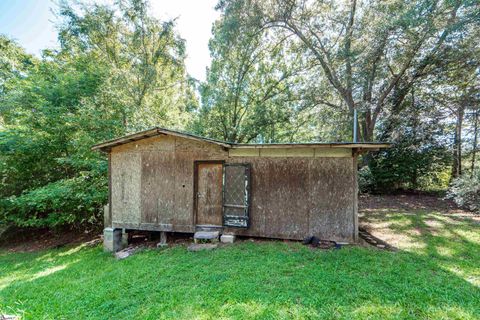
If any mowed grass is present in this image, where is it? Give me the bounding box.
[1,201,480,319]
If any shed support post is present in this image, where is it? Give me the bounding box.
[103,204,111,228]
[353,152,359,243]
[157,231,168,247]
[121,228,129,247]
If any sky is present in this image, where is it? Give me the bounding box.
[0,0,220,81]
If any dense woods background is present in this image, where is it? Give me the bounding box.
[1,0,479,230]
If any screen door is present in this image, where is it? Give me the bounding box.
[222,163,251,228]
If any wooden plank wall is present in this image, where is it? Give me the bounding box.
[110,135,227,231]
[226,157,356,242]
[110,151,141,224]
[110,135,357,242]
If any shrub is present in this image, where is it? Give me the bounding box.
[0,172,107,230]
[447,171,480,213]
[358,166,375,193]
[367,140,450,193]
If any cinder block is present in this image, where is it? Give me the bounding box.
[220,234,236,244]
[194,231,219,243]
[104,228,122,252]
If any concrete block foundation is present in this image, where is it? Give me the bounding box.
[104,228,122,252]
[121,229,129,247]
[220,234,236,243]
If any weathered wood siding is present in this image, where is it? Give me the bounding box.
[110,135,227,231]
[196,163,224,225]
[225,157,357,242]
[110,135,357,242]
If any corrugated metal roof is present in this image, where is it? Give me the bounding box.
[92,127,390,152]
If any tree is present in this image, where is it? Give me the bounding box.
[0,36,36,100]
[470,108,479,174]
[216,0,480,141]
[58,0,198,130]
[194,8,314,142]
[368,83,452,191]
[0,0,197,229]
[422,50,479,181]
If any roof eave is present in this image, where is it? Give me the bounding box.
[91,128,160,152]
[91,126,390,153]
[230,143,391,149]
[91,127,232,152]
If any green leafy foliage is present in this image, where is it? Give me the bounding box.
[368,142,451,192]
[364,84,453,193]
[1,172,107,229]
[192,2,319,143]
[448,170,480,213]
[0,0,194,230]
[367,115,451,193]
[1,0,480,231]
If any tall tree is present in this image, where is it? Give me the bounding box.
[471,108,479,174]
[216,0,480,141]
[58,0,197,130]
[0,36,36,101]
[425,55,479,181]
[197,0,352,143]
[0,0,198,229]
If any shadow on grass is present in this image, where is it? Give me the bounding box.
[1,235,480,319]
[361,200,480,292]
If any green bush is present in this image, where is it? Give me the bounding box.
[0,172,107,229]
[367,139,450,193]
[358,166,375,193]
[448,171,480,213]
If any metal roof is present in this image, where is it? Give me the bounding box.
[92,127,390,152]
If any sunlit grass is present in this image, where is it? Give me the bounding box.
[362,203,480,292]
[1,204,479,319]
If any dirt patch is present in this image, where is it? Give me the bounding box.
[0,228,100,253]
[360,193,479,222]
[360,193,474,215]
[359,193,479,249]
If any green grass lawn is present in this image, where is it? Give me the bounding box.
[1,196,479,319]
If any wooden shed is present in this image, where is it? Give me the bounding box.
[93,127,388,244]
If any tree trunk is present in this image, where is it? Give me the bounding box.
[451,104,465,180]
[361,109,374,142]
[471,109,478,176]
[411,88,419,189]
